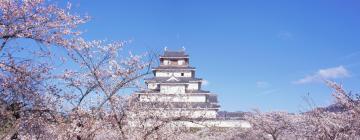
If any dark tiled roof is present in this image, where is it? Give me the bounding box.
[145,77,202,83]
[206,94,218,102]
[217,111,250,120]
[152,66,195,70]
[186,90,211,93]
[161,51,189,58]
[136,102,220,109]
[136,90,159,93]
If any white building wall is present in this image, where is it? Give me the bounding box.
[184,72,192,77]
[148,83,158,90]
[187,83,199,90]
[139,94,206,102]
[140,110,217,119]
[173,72,181,77]
[128,119,251,129]
[156,71,170,77]
[172,120,251,128]
[173,72,191,77]
[163,60,169,65]
[156,71,192,77]
[178,60,185,65]
[160,85,185,94]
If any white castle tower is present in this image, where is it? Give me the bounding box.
[133,48,220,119]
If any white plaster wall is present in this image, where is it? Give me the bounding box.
[160,85,185,94]
[184,72,192,77]
[173,72,181,77]
[156,71,192,77]
[163,60,169,65]
[187,83,199,90]
[178,60,185,65]
[142,110,217,119]
[147,83,158,90]
[139,94,206,102]
[172,120,251,128]
[127,120,251,129]
[156,71,170,77]
[173,72,191,77]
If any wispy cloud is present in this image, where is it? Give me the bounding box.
[255,81,277,96]
[340,51,360,60]
[293,66,350,84]
[260,89,278,95]
[256,81,271,88]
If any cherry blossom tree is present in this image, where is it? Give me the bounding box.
[300,110,356,140]
[0,0,87,139]
[0,0,88,51]
[245,110,296,140]
[58,38,154,139]
[2,1,360,140]
[302,81,360,139]
[0,1,212,139]
[0,54,63,139]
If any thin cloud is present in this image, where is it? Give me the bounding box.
[293,66,350,84]
[260,89,278,95]
[340,51,360,60]
[256,81,277,96]
[256,81,271,88]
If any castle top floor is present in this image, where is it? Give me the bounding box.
[159,48,189,67]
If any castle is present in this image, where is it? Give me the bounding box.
[132,48,250,127]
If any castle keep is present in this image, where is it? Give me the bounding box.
[133,49,220,119]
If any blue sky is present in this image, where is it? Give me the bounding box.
[64,0,360,112]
